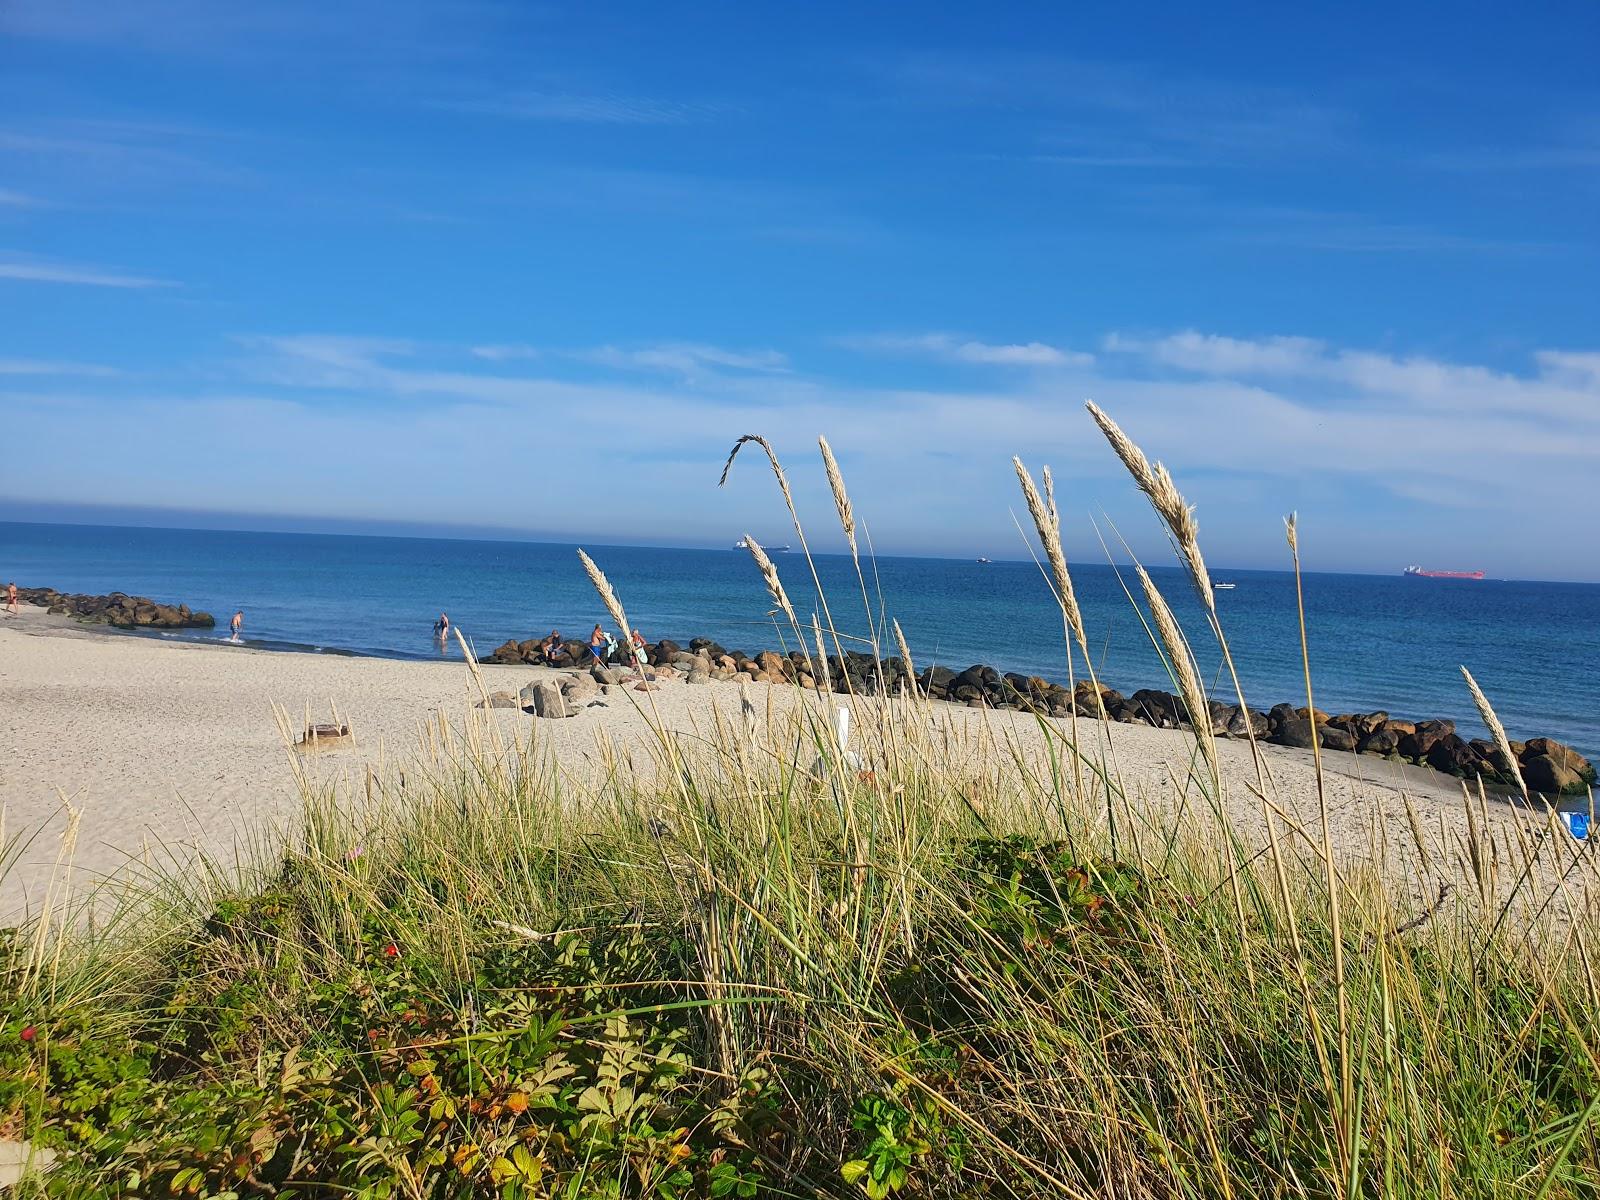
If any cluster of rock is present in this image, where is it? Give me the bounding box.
[477,669,630,718]
[484,633,1596,795]
[16,585,214,629]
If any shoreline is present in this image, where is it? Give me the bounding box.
[4,604,1581,924]
[15,589,1596,795]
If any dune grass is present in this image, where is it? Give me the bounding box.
[4,415,1599,1199]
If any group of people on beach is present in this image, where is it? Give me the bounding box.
[537,624,647,667]
[427,613,645,668]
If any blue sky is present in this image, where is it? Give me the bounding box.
[2,1,1598,579]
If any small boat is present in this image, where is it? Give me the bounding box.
[976,557,992,564]
[1213,582,1236,590]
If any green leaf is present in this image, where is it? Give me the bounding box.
[840,1159,870,1185]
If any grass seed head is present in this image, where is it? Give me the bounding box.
[818,435,857,555]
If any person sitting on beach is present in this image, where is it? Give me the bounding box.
[541,630,562,665]
[589,623,609,664]
[230,610,243,639]
[5,582,17,616]
[433,612,450,638]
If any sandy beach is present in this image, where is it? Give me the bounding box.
[0,604,1547,922]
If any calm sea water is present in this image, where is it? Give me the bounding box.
[3,521,1596,760]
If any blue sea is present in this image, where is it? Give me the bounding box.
[3,521,1597,761]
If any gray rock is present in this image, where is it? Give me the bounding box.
[528,680,570,718]
[686,668,711,685]
[592,666,624,686]
[476,690,520,709]
[1226,708,1270,739]
[561,674,600,703]
[1271,718,1355,752]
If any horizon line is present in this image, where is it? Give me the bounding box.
[2,513,1587,586]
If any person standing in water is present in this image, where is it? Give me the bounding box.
[230,610,243,639]
[433,612,450,639]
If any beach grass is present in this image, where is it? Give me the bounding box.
[4,418,1599,1199]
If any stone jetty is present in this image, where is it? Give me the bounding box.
[484,633,1596,795]
[15,585,215,630]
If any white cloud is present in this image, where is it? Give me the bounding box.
[0,188,39,207]
[10,327,1598,578]
[845,332,1093,368]
[1535,350,1600,388]
[0,257,175,288]
[1104,330,1324,375]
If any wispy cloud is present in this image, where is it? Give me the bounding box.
[578,342,789,376]
[843,332,1093,368]
[470,343,540,362]
[431,90,719,125]
[0,188,40,208]
[1106,329,1600,425]
[1104,331,1326,374]
[0,357,120,376]
[878,51,1354,165]
[0,257,175,288]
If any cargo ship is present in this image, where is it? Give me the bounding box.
[1403,565,1485,580]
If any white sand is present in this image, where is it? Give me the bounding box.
[0,605,1554,923]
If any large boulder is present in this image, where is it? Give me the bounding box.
[1357,726,1403,757]
[1521,738,1595,782]
[1271,718,1354,751]
[1524,754,1584,796]
[1398,719,1456,760]
[1425,734,1480,777]
[1226,708,1270,739]
[1131,689,1185,730]
[561,673,600,703]
[525,681,570,719]
[487,640,523,665]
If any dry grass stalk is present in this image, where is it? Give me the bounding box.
[1012,457,1086,653]
[1461,666,1529,801]
[818,436,856,555]
[1135,564,1216,778]
[719,434,796,521]
[892,618,916,689]
[577,549,632,645]
[744,536,798,628]
[1086,401,1215,608]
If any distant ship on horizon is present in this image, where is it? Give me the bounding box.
[1404,565,1485,580]
[732,538,790,552]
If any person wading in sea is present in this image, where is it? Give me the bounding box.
[433,612,450,639]
[230,610,243,640]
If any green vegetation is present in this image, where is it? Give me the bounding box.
[5,418,1598,1197]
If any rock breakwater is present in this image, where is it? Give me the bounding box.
[16,586,215,630]
[484,633,1596,795]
